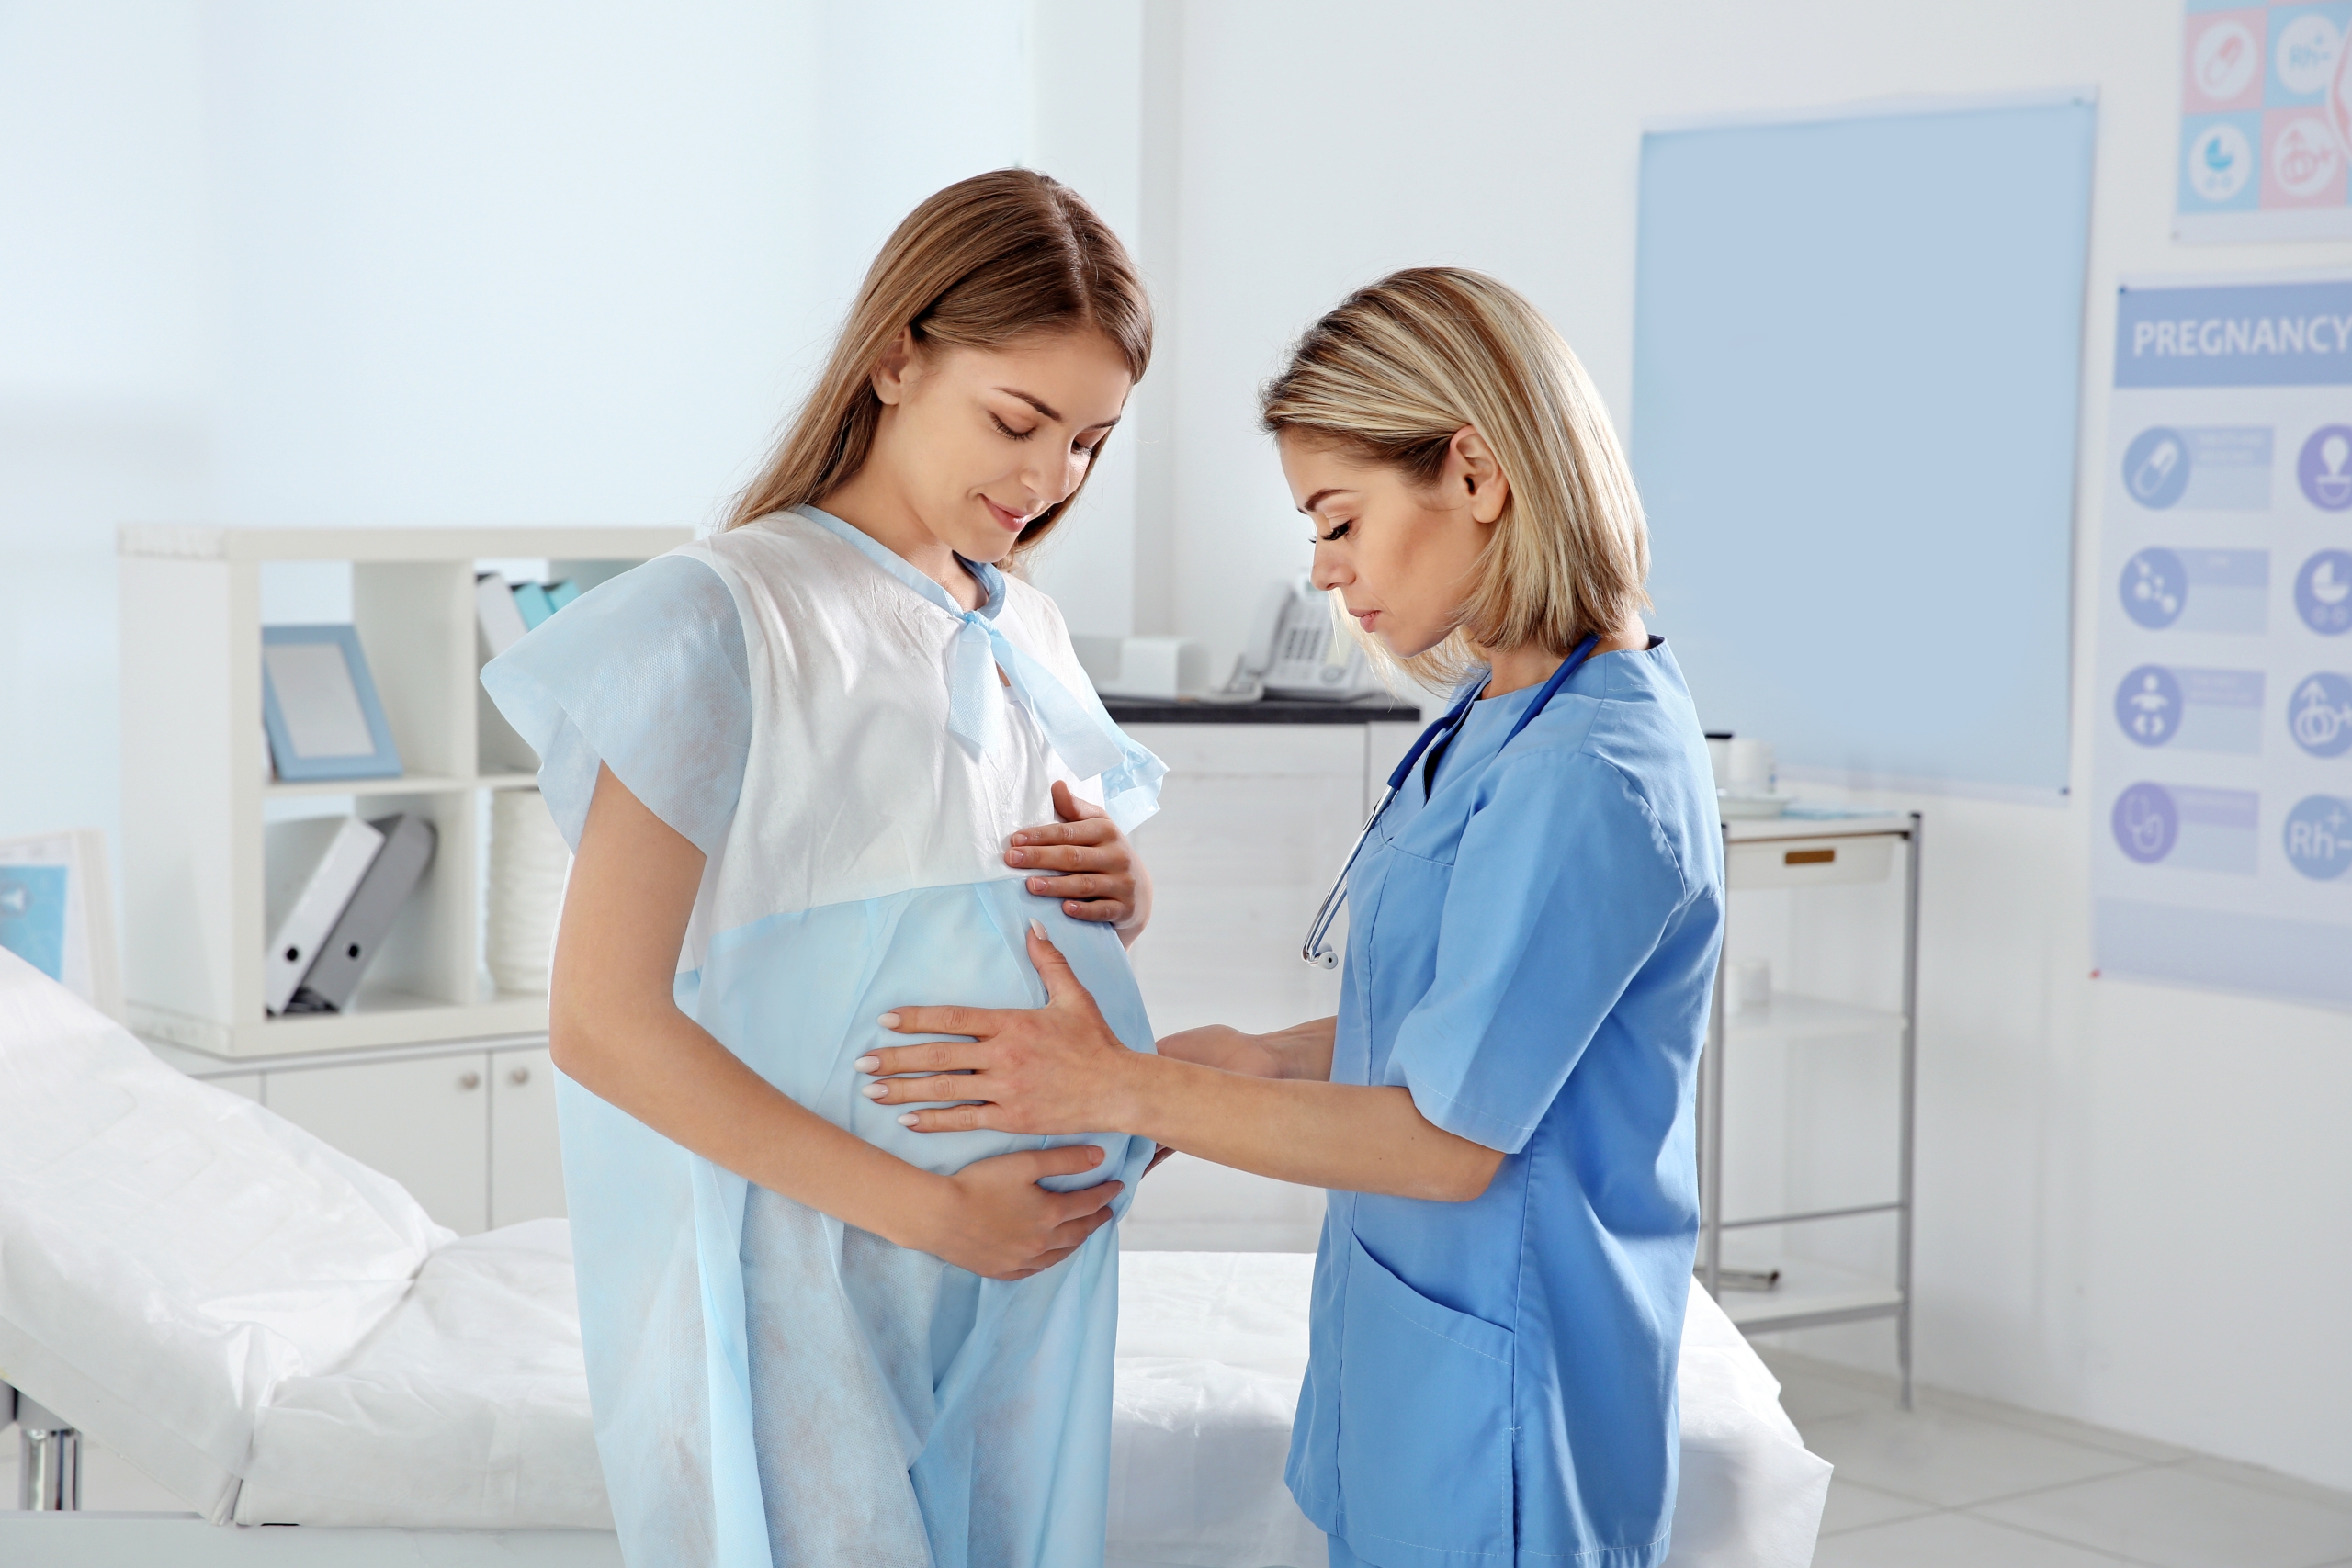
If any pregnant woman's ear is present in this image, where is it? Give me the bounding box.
[1008,779,1153,945]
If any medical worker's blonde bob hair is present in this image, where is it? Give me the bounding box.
[728,168,1151,555]
[1261,267,1649,688]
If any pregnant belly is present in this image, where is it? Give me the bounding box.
[691,877,1152,1189]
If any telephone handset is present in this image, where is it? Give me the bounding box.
[1205,575,1374,703]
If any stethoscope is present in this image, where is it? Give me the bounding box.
[1302,633,1601,967]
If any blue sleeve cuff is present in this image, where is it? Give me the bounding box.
[1407,1081,1540,1156]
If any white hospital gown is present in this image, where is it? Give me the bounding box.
[482,505,1165,1567]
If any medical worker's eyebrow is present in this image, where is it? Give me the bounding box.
[994,386,1121,434]
[1299,488,1356,513]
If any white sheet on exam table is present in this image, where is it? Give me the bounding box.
[1105,1251,1831,1568]
[0,947,447,1524]
[0,947,1827,1562]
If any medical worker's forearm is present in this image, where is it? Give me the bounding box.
[1111,1055,1501,1202]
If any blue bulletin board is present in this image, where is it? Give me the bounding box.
[1633,94,2098,794]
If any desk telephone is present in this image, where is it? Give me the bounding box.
[1209,575,1378,703]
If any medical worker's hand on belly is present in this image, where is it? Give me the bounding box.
[862,921,1140,1136]
[1008,780,1151,946]
[862,924,1506,1203]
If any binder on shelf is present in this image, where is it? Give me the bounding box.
[263,817,385,1014]
[546,580,581,612]
[285,814,438,1014]
[511,581,555,629]
[475,573,530,658]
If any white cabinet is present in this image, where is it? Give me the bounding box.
[265,1052,491,1234]
[490,1047,566,1229]
[1114,715,1422,1253]
[156,1036,563,1237]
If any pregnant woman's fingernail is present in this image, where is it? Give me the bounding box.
[863,1082,888,1100]
[876,1011,900,1029]
[853,1055,878,1072]
[1029,918,1046,939]
[898,1112,919,1127]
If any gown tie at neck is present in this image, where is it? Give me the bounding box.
[796,505,1127,781]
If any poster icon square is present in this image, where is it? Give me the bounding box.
[2186,10,2266,113]
[2298,549,2352,633]
[2182,114,2263,210]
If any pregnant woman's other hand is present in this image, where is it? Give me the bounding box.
[1009,781,1151,944]
[923,1144,1123,1281]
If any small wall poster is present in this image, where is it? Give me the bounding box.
[2096,276,2352,1009]
[2178,3,2352,242]
[0,829,121,1021]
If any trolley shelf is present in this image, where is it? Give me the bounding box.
[1718,1257,1908,1334]
[1723,992,1905,1047]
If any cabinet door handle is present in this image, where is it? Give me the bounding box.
[508,1066,531,1086]
[458,1071,481,1091]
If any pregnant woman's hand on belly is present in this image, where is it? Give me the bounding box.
[1008,780,1152,946]
[918,1144,1124,1280]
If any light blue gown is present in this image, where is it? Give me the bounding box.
[483,506,1165,1567]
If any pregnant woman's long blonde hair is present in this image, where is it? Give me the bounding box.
[728,168,1152,562]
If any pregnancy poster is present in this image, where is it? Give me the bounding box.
[2095,276,2352,1009]
[2178,3,2352,242]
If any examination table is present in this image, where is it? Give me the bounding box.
[0,950,1828,1565]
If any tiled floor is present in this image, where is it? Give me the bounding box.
[1764,1348,2352,1568]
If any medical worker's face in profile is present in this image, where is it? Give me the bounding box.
[1281,428,1510,660]
[866,330,1132,567]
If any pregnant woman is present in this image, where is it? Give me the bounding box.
[864,268,1724,1568]
[486,170,1166,1566]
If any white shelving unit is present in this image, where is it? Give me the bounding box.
[119,525,688,1059]
[1696,809,1922,1403]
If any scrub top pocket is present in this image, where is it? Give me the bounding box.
[1337,1232,1514,1564]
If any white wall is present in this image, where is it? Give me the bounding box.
[1148,0,2352,1492]
[0,0,1031,850]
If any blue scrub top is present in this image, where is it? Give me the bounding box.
[1285,639,1724,1568]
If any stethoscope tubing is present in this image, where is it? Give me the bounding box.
[1301,634,1601,967]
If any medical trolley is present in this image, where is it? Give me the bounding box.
[1696,809,1921,1407]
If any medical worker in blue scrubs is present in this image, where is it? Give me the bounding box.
[862,267,1724,1568]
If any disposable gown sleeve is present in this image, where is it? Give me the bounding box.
[1383,749,1691,1154]
[479,555,752,857]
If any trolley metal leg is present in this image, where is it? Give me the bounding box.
[1894,813,1922,1411]
[1700,934,1727,1300]
[15,1393,82,1511]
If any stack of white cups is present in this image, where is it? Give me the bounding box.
[1725,739,1776,796]
[488,787,571,995]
